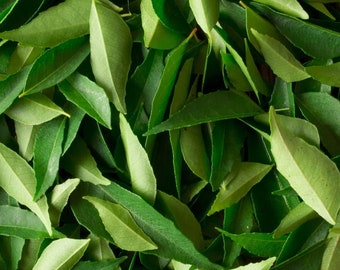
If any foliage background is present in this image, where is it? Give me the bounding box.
[0,0,339,269]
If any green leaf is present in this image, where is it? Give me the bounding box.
[49,178,80,227]
[180,125,210,181]
[0,65,30,115]
[90,0,132,114]
[274,202,319,238]
[305,62,340,87]
[7,44,43,75]
[0,205,51,239]
[269,77,295,116]
[22,36,90,96]
[58,72,111,129]
[62,103,85,154]
[100,182,223,270]
[208,162,273,215]
[0,235,25,270]
[32,238,90,270]
[5,93,69,125]
[251,29,310,82]
[322,230,340,270]
[0,143,52,235]
[119,113,157,205]
[269,107,340,224]
[146,32,193,151]
[14,121,38,161]
[218,229,286,257]
[33,117,66,200]
[85,234,116,260]
[140,0,184,49]
[151,0,190,33]
[85,196,157,251]
[296,92,340,157]
[146,90,263,135]
[156,191,205,250]
[253,0,308,19]
[189,0,219,36]
[231,257,276,270]
[72,258,127,270]
[61,137,111,186]
[0,0,92,47]
[254,3,340,59]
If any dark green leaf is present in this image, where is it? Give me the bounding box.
[58,72,111,129]
[0,0,92,47]
[73,258,127,270]
[146,91,263,135]
[34,117,66,200]
[22,36,90,96]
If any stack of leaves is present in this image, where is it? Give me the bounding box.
[0,0,339,269]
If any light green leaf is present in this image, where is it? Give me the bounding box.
[251,29,310,82]
[145,31,193,152]
[169,58,193,197]
[140,0,183,49]
[0,235,25,270]
[0,65,30,115]
[0,205,51,239]
[217,229,286,257]
[189,0,219,36]
[85,196,157,251]
[305,62,340,87]
[269,107,340,224]
[34,117,66,200]
[180,125,210,181]
[156,191,205,250]
[322,217,340,270]
[49,178,80,227]
[274,202,319,238]
[231,257,276,270]
[85,234,116,260]
[14,121,38,161]
[90,0,132,114]
[119,113,156,205]
[296,92,340,157]
[253,0,308,19]
[0,0,92,47]
[254,3,340,59]
[32,238,90,270]
[5,93,69,125]
[146,90,263,135]
[58,72,111,129]
[61,137,111,186]
[0,143,52,235]
[208,162,273,215]
[100,183,223,270]
[7,44,43,75]
[22,36,90,96]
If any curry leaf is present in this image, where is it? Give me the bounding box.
[32,238,90,270]
[119,113,156,205]
[33,117,66,200]
[0,205,51,239]
[208,162,273,215]
[22,36,90,96]
[85,196,157,251]
[231,257,276,270]
[146,90,263,135]
[0,142,52,235]
[253,0,308,19]
[5,93,69,125]
[269,107,340,224]
[100,182,223,270]
[0,0,92,47]
[90,0,132,114]
[14,121,38,161]
[251,29,310,82]
[305,62,340,87]
[61,137,111,186]
[58,72,111,129]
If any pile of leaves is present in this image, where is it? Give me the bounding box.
[0,0,339,269]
